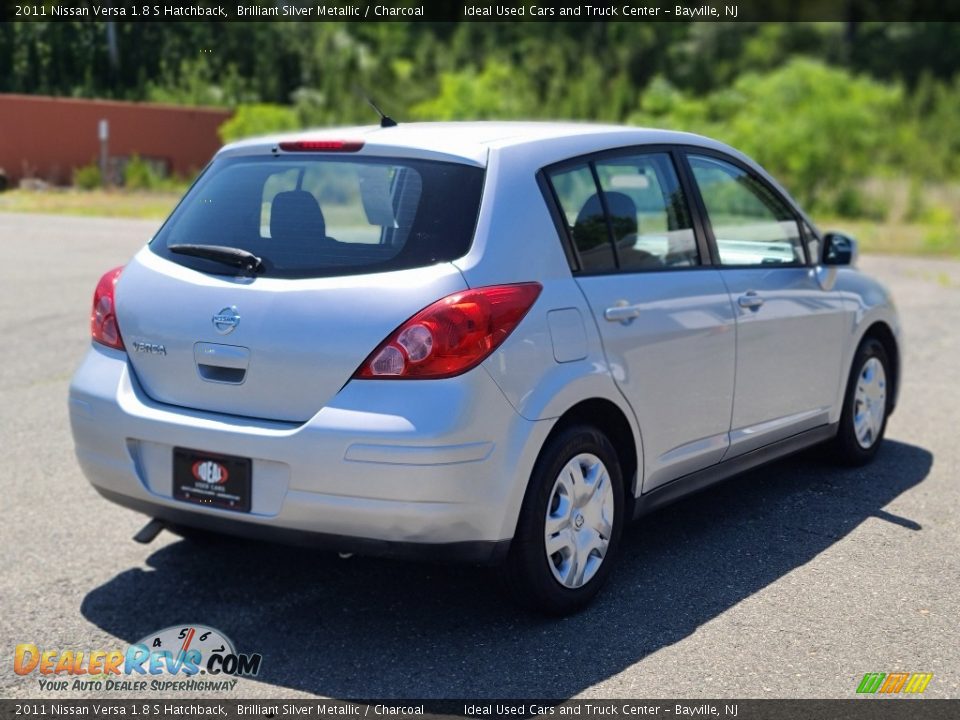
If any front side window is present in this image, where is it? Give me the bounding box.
[688,154,804,266]
[151,156,484,278]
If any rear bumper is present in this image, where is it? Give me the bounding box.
[95,487,511,563]
[69,345,551,560]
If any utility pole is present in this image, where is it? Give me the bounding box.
[99,119,109,187]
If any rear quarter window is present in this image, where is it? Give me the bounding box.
[151,155,484,279]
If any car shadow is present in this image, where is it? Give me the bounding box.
[82,439,931,699]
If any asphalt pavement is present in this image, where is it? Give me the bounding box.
[0,212,957,700]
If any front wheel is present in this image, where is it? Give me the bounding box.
[500,425,624,615]
[833,337,892,465]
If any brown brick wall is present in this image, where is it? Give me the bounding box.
[0,93,232,185]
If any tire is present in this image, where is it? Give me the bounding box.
[500,424,625,615]
[832,337,892,465]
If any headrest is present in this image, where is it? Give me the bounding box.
[270,190,326,241]
[575,192,638,239]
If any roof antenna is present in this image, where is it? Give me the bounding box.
[355,86,398,128]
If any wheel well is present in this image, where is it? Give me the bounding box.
[547,398,640,515]
[862,321,900,413]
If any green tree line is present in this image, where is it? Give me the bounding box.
[2,21,960,214]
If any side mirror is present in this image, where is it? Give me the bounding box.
[822,232,857,266]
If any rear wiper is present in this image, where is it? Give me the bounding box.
[168,244,264,275]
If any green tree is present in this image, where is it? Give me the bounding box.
[219,104,300,143]
[632,59,903,210]
[410,61,535,120]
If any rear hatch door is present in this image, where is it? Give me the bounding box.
[115,148,484,422]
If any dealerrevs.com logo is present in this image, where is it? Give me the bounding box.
[14,625,262,692]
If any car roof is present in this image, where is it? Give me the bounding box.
[217,121,726,167]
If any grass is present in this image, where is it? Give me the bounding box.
[0,189,958,258]
[0,188,182,220]
[815,217,960,258]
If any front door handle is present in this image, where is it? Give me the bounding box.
[737,291,764,310]
[604,303,643,324]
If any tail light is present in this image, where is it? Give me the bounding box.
[354,283,542,380]
[91,266,125,350]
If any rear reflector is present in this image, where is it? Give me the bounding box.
[278,140,364,152]
[91,266,125,351]
[354,283,542,380]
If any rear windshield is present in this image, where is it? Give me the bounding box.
[150,155,485,278]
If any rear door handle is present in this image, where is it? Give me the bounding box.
[737,292,764,310]
[604,303,643,323]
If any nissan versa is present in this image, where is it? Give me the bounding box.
[69,122,900,614]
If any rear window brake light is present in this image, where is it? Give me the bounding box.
[278,140,364,152]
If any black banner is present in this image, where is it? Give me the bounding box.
[1,700,959,720]
[2,0,960,23]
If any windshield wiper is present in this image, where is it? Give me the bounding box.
[168,244,264,275]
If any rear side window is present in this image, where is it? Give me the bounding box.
[549,164,617,273]
[151,156,484,278]
[594,154,698,270]
[546,151,699,273]
[688,155,804,266]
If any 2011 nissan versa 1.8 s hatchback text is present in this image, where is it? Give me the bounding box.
[70,122,900,614]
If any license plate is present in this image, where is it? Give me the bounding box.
[173,447,251,513]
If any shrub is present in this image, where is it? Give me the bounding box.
[123,155,163,190]
[905,179,928,223]
[831,186,888,221]
[219,104,300,143]
[920,205,959,255]
[73,163,102,190]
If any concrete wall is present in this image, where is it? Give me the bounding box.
[0,93,232,185]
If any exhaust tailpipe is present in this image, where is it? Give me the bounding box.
[133,518,166,544]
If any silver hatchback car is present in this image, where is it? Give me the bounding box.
[70,122,900,614]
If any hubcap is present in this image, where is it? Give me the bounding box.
[544,453,614,589]
[853,357,887,449]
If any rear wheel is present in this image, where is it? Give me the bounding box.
[500,425,624,615]
[833,337,891,465]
